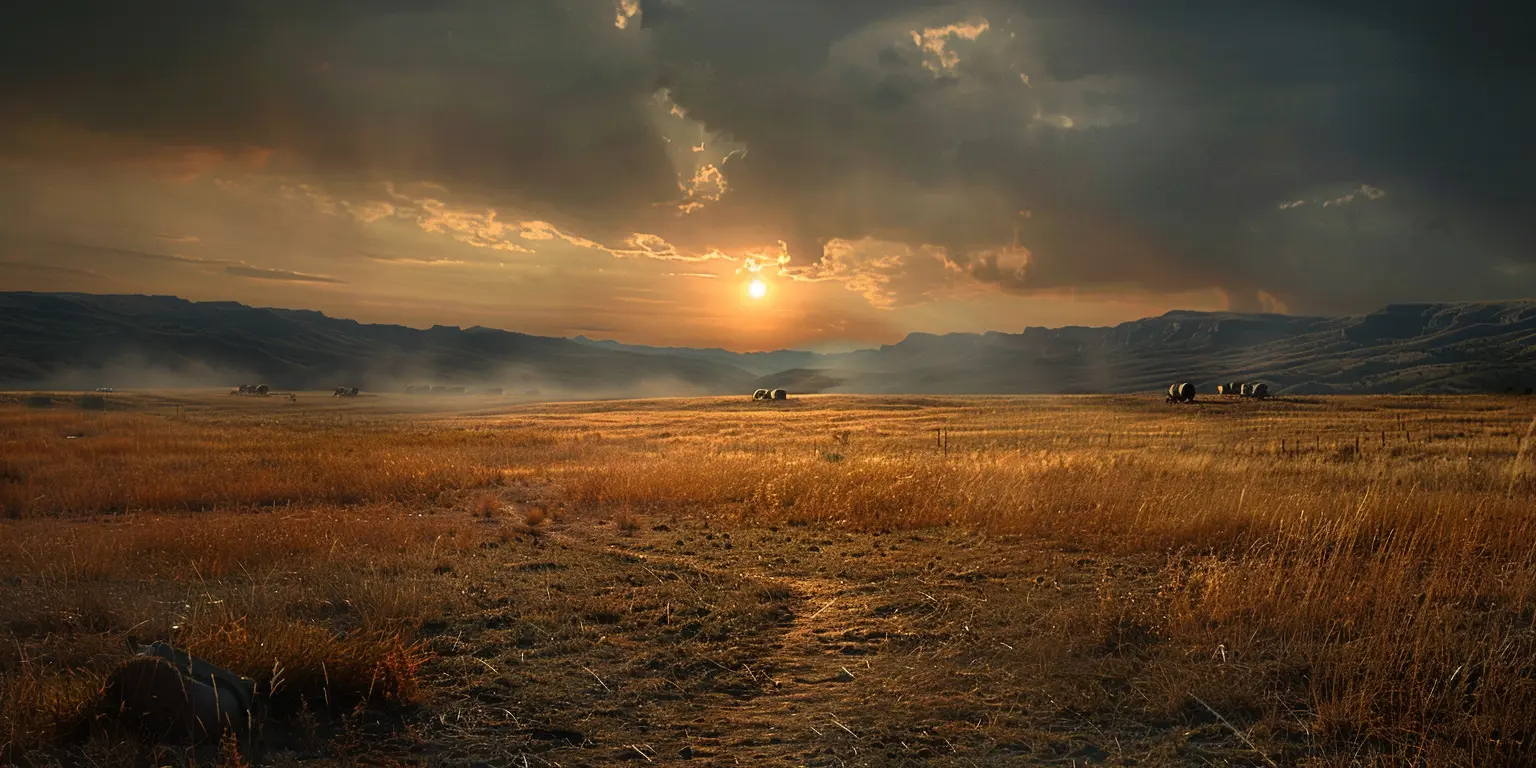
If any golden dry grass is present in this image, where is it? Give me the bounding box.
[2,391,1535,764]
[0,503,483,761]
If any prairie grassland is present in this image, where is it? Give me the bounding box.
[2,391,1535,764]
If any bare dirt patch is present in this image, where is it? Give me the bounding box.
[414,514,1269,767]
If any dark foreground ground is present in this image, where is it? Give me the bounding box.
[329,514,1262,768]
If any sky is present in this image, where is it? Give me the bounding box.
[1,0,1533,351]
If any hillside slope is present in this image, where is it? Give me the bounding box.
[801,303,1536,395]
[2,293,1534,395]
[587,303,1536,395]
[0,293,757,395]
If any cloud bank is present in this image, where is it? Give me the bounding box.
[2,0,1534,326]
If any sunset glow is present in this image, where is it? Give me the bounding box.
[0,1,1530,352]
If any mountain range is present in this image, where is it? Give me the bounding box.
[2,292,1534,396]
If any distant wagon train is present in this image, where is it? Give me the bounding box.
[1167,382,1197,403]
[333,387,360,398]
[752,388,790,401]
[752,389,770,401]
[1215,381,1269,399]
[234,384,270,396]
[1234,382,1270,399]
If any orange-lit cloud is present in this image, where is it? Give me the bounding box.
[355,251,470,267]
[614,0,640,29]
[783,238,959,309]
[223,264,344,284]
[411,199,535,253]
[911,19,990,73]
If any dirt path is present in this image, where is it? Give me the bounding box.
[397,516,1263,767]
[604,548,893,764]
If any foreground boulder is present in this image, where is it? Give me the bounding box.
[96,643,256,744]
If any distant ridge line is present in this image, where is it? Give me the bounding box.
[2,292,1534,395]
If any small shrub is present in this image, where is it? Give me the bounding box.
[524,506,548,527]
[472,493,501,519]
[0,666,100,762]
[218,729,250,768]
[372,641,431,705]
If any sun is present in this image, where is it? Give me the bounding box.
[747,279,768,299]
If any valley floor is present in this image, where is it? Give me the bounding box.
[3,392,1534,766]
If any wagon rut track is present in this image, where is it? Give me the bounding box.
[411,517,1254,766]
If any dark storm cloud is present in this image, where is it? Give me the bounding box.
[2,0,1533,314]
[640,0,1536,311]
[0,0,677,227]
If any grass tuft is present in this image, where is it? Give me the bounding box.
[523,505,548,527]
[472,492,501,520]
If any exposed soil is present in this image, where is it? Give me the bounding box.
[356,512,1270,767]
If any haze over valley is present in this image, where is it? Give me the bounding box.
[4,291,1533,397]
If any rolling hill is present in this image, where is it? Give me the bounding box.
[2,292,1534,395]
[0,292,757,396]
[587,302,1536,395]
